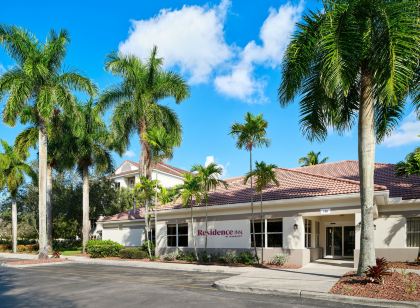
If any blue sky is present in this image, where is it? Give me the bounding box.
[0,0,418,178]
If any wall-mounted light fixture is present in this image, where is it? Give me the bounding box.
[374,224,376,230]
[293,223,298,230]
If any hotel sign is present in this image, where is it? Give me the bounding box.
[193,220,250,248]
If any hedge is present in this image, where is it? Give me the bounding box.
[119,247,148,259]
[86,240,123,258]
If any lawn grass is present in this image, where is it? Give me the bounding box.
[60,250,82,256]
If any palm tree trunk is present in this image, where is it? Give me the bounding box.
[249,149,258,263]
[139,123,152,179]
[82,166,90,254]
[191,199,198,261]
[12,198,17,253]
[145,199,152,259]
[204,194,208,253]
[38,126,49,259]
[46,164,53,252]
[357,65,376,275]
[260,193,263,264]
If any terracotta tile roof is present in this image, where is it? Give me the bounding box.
[294,160,420,200]
[111,160,189,178]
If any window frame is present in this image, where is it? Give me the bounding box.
[407,217,420,247]
[166,223,189,248]
[251,218,283,248]
[305,219,312,248]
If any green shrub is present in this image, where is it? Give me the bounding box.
[237,251,257,265]
[176,251,197,262]
[219,251,238,264]
[119,247,148,259]
[140,240,155,255]
[269,254,288,266]
[86,240,123,258]
[162,251,178,261]
[53,239,81,251]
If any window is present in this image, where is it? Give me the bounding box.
[167,223,188,247]
[315,221,320,247]
[114,182,121,189]
[251,219,283,248]
[305,219,312,248]
[407,218,420,247]
[127,177,135,188]
[251,220,265,247]
[147,227,155,244]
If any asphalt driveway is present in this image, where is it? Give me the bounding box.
[0,261,370,308]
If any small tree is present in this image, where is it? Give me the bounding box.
[244,161,279,263]
[396,148,420,177]
[191,163,227,252]
[0,140,35,253]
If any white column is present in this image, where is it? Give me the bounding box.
[355,212,361,249]
[283,216,304,249]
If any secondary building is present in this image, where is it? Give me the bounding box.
[96,160,420,266]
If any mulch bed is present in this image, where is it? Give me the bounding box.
[330,270,420,302]
[389,261,420,270]
[4,258,68,266]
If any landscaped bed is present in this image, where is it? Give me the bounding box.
[389,261,420,270]
[330,270,420,302]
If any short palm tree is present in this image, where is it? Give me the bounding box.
[99,46,189,180]
[0,26,96,258]
[134,176,159,258]
[71,101,113,253]
[0,140,35,253]
[298,151,328,167]
[230,112,270,260]
[278,0,419,274]
[177,173,202,260]
[191,163,227,252]
[244,161,279,263]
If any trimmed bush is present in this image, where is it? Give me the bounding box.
[53,239,82,251]
[269,254,288,266]
[237,251,257,265]
[219,251,238,264]
[176,251,197,262]
[86,240,123,258]
[162,251,178,261]
[17,244,38,253]
[0,244,11,252]
[140,240,155,256]
[120,247,148,259]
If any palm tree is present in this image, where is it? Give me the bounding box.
[177,173,202,261]
[0,140,35,253]
[244,161,279,263]
[134,176,159,258]
[71,101,113,253]
[298,151,328,167]
[278,0,419,274]
[191,163,227,252]
[0,26,96,258]
[99,46,189,180]
[14,110,76,250]
[396,147,420,177]
[230,112,270,260]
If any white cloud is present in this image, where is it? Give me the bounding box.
[382,112,420,147]
[119,0,232,84]
[214,2,303,102]
[204,155,229,178]
[123,150,136,158]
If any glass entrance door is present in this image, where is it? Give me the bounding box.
[326,226,355,258]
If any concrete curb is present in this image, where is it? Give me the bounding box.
[65,256,249,275]
[0,252,37,260]
[1,260,70,269]
[213,280,420,308]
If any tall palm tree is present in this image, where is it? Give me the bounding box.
[278,0,419,274]
[298,151,328,167]
[230,112,270,260]
[244,161,279,263]
[14,109,76,250]
[177,173,202,261]
[99,46,189,180]
[191,163,227,252]
[0,140,35,253]
[71,101,113,253]
[0,26,96,258]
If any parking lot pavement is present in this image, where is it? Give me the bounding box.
[0,262,371,308]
